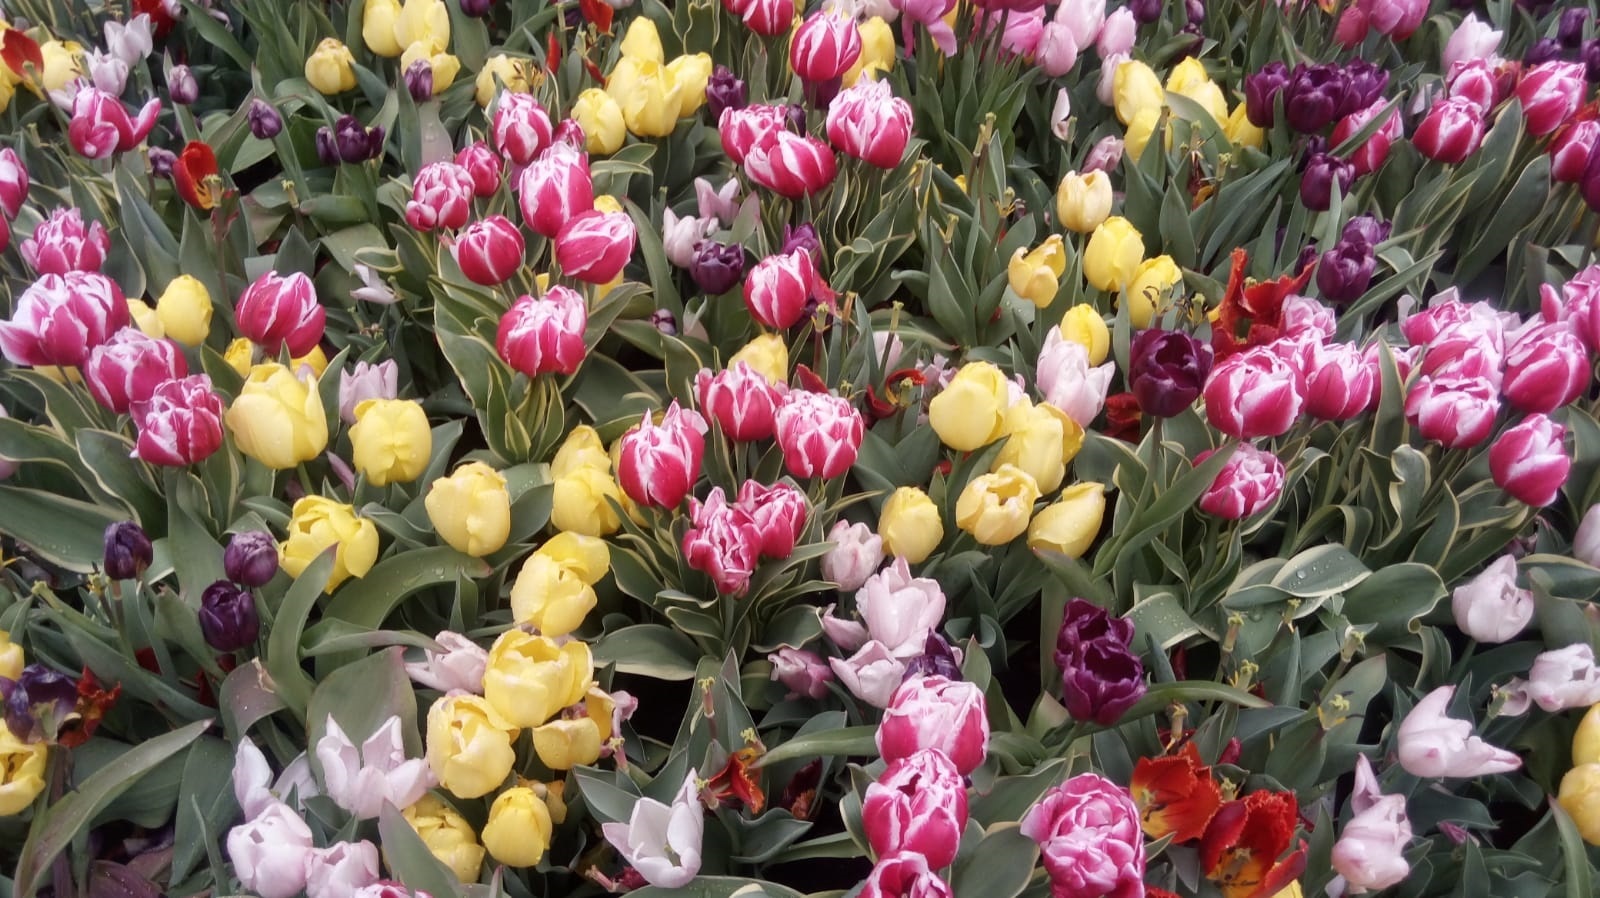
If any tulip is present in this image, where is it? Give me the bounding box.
[532,688,614,769]
[768,647,833,700]
[1112,59,1163,127]
[225,802,316,898]
[336,360,398,426]
[617,402,708,509]
[315,716,434,820]
[826,78,913,169]
[1414,97,1485,164]
[1329,755,1412,892]
[402,795,485,882]
[404,162,475,232]
[148,274,211,346]
[824,638,903,706]
[608,56,685,137]
[1037,332,1113,428]
[661,209,714,269]
[864,749,968,868]
[362,0,403,55]
[67,87,160,159]
[490,92,553,166]
[791,11,862,83]
[236,271,324,358]
[1055,170,1113,234]
[735,480,809,560]
[497,286,588,377]
[682,487,763,595]
[197,580,259,651]
[0,629,19,682]
[1489,414,1569,507]
[1519,643,1600,713]
[1503,323,1588,414]
[350,399,431,487]
[1242,62,1291,128]
[279,497,379,591]
[304,841,380,898]
[303,38,357,94]
[1054,603,1145,726]
[130,375,225,466]
[550,466,625,537]
[601,769,704,888]
[425,693,518,799]
[1577,503,1600,569]
[425,462,511,556]
[401,631,488,695]
[451,215,525,286]
[1128,329,1212,419]
[1122,255,1182,327]
[480,785,554,867]
[1008,236,1067,308]
[1403,374,1500,449]
[731,334,789,385]
[0,271,129,367]
[1443,14,1501,71]
[475,54,534,106]
[928,361,1012,451]
[395,0,450,50]
[745,250,824,330]
[745,130,838,199]
[97,522,149,583]
[697,361,782,442]
[878,486,944,565]
[995,400,1078,494]
[1558,763,1600,845]
[1518,62,1586,137]
[554,209,636,284]
[878,676,988,774]
[775,389,864,479]
[1195,444,1284,520]
[1448,555,1532,644]
[1552,117,1600,183]
[858,852,953,898]
[1290,340,1375,421]
[1316,239,1376,304]
[1204,346,1304,439]
[82,328,185,414]
[719,104,788,165]
[0,147,27,219]
[516,143,593,239]
[822,520,884,591]
[1084,216,1145,293]
[1299,152,1355,212]
[1021,774,1145,898]
[1397,686,1521,777]
[1027,482,1106,558]
[225,531,279,588]
[1576,703,1600,766]
[853,556,946,659]
[453,142,502,197]
[20,207,109,275]
[224,363,327,470]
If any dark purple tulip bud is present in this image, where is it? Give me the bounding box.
[553,118,586,148]
[804,75,842,109]
[1342,214,1390,246]
[4,665,79,743]
[148,146,176,179]
[1581,140,1600,213]
[781,222,823,260]
[785,103,808,132]
[1129,0,1162,24]
[1128,329,1213,418]
[1055,598,1135,656]
[689,241,746,295]
[1585,40,1600,83]
[315,126,339,165]
[405,59,434,102]
[103,522,152,580]
[1316,240,1376,303]
[1526,37,1563,66]
[1241,61,1292,127]
[1060,641,1146,725]
[1340,60,1389,116]
[1560,9,1589,50]
[650,308,677,336]
[903,632,963,681]
[1184,0,1204,24]
[1295,242,1321,276]
[706,65,748,118]
[248,99,283,139]
[335,115,383,163]
[199,580,260,652]
[1300,152,1356,211]
[1284,63,1348,133]
[224,531,279,588]
[169,65,198,105]
[461,0,492,16]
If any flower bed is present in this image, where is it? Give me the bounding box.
[2,0,1600,897]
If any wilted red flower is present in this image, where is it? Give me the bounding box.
[1131,742,1224,843]
[173,141,221,210]
[706,745,766,814]
[1212,248,1314,362]
[1104,391,1142,442]
[579,0,614,33]
[56,668,122,748]
[1200,790,1308,898]
[133,0,181,38]
[0,29,42,82]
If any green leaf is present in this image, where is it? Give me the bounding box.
[969,759,1069,828]
[592,624,705,681]
[627,877,805,898]
[323,547,493,629]
[14,720,209,898]
[1550,798,1594,898]
[1271,545,1371,598]
[170,736,239,884]
[0,485,124,572]
[378,803,466,898]
[950,824,1040,898]
[306,647,423,770]
[752,726,880,768]
[264,550,335,717]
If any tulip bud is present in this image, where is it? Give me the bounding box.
[426,462,511,556]
[826,79,913,169]
[690,241,747,295]
[730,334,789,385]
[1204,346,1304,439]
[1022,774,1145,898]
[103,521,152,580]
[1503,323,1588,413]
[481,786,554,867]
[454,141,503,196]
[1055,170,1112,234]
[68,88,162,160]
[1084,216,1145,293]
[1243,62,1290,128]
[863,749,968,869]
[20,207,110,276]
[1518,61,1587,137]
[1315,239,1376,304]
[1127,329,1212,419]
[697,361,782,441]
[617,402,708,509]
[1449,554,1532,643]
[822,520,884,591]
[775,389,864,479]
[1192,444,1282,519]
[1008,236,1068,309]
[248,99,283,139]
[168,64,198,104]
[1490,414,1570,507]
[554,209,636,285]
[425,694,517,799]
[706,65,748,118]
[305,38,358,94]
[0,272,128,368]
[878,486,944,565]
[1575,703,1600,766]
[404,59,435,102]
[131,375,226,466]
[745,130,839,199]
[225,531,280,587]
[745,250,823,329]
[1443,14,1502,71]
[451,215,525,286]
[83,328,188,414]
[200,580,260,652]
[791,11,862,83]
[497,286,589,377]
[351,399,432,486]
[1282,63,1347,133]
[735,479,809,560]
[682,487,763,595]
[405,162,476,232]
[1415,97,1486,164]
[237,271,325,357]
[492,92,553,166]
[1404,375,1500,449]
[518,142,594,239]
[0,147,29,220]
[877,676,988,775]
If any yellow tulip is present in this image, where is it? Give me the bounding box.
[362,0,404,56]
[279,496,380,591]
[878,486,944,564]
[955,464,1041,546]
[402,795,486,882]
[127,298,164,338]
[618,17,665,63]
[1112,59,1163,127]
[994,399,1079,494]
[1124,255,1183,328]
[668,53,713,117]
[537,531,611,584]
[0,728,46,815]
[509,553,597,637]
[1083,216,1145,293]
[611,57,683,138]
[305,38,358,95]
[425,694,517,799]
[1559,763,1600,845]
[350,399,432,486]
[1027,482,1106,558]
[730,334,789,385]
[475,54,534,106]
[224,338,254,377]
[552,425,612,477]
[1576,703,1600,766]
[1165,58,1228,126]
[593,195,624,215]
[425,462,511,556]
[0,629,22,681]
[481,786,553,867]
[572,88,626,155]
[1008,235,1067,309]
[532,689,614,769]
[156,275,213,346]
[226,363,328,470]
[1270,885,1304,898]
[482,629,593,728]
[550,467,625,537]
[1123,106,1162,164]
[395,0,451,54]
[1058,304,1110,366]
[37,41,84,93]
[402,42,461,92]
[844,17,895,87]
[1055,170,1113,234]
[1224,104,1265,150]
[293,346,329,379]
[928,361,1012,452]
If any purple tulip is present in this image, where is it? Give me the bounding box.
[224,531,280,588]
[248,98,283,139]
[405,59,434,102]
[1129,0,1162,24]
[1585,39,1600,83]
[1342,214,1391,246]
[1245,62,1290,127]
[1560,8,1590,49]
[1129,329,1213,418]
[690,241,746,295]
[903,633,963,681]
[1316,240,1377,303]
[1526,37,1563,66]
[1055,598,1135,658]
[1340,60,1389,116]
[2,665,79,743]
[103,521,152,580]
[1284,63,1348,133]
[1184,0,1204,24]
[781,222,823,260]
[315,126,339,165]
[706,65,748,118]
[1053,599,1145,726]
[650,308,678,336]
[334,115,384,163]
[1300,152,1356,211]
[169,65,198,105]
[461,0,492,15]
[199,580,260,652]
[148,146,176,178]
[1582,140,1600,213]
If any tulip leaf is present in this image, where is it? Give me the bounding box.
[305,647,422,777]
[592,624,705,681]
[322,546,494,629]
[751,725,880,769]
[264,549,335,717]
[170,736,239,885]
[950,824,1040,898]
[969,759,1070,829]
[1551,798,1594,898]
[627,877,806,898]
[378,803,468,898]
[14,719,209,898]
[0,485,125,572]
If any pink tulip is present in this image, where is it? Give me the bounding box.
[735,479,809,560]
[491,92,553,166]
[454,141,503,197]
[696,361,784,442]
[728,0,796,36]
[826,79,914,170]
[555,209,636,285]
[1400,296,1501,346]
[1020,773,1144,898]
[1057,0,1106,47]
[67,87,160,159]
[768,646,834,700]
[1331,101,1402,176]
[0,147,29,219]
[1038,329,1113,427]
[617,402,709,509]
[682,487,763,595]
[1203,346,1304,439]
[877,675,988,775]
[338,360,399,425]
[1404,375,1501,449]
[1524,644,1600,712]
[821,520,884,592]
[1196,444,1285,520]
[405,162,476,231]
[1517,62,1586,138]
[745,250,823,329]
[451,215,525,286]
[404,631,488,694]
[496,285,589,377]
[304,840,381,898]
[1034,22,1079,76]
[1083,135,1124,174]
[20,207,109,275]
[131,375,225,466]
[236,271,325,357]
[1489,413,1569,507]
[775,389,864,479]
[822,603,869,653]
[1447,59,1501,116]
[719,104,789,165]
[993,8,1044,59]
[0,271,128,367]
[859,852,954,898]
[225,801,316,898]
[1414,97,1485,164]
[695,177,743,226]
[789,11,862,82]
[1292,340,1377,421]
[1279,295,1337,343]
[1330,755,1412,893]
[1397,686,1521,778]
[863,749,968,868]
[745,130,838,199]
[1095,7,1135,58]
[1551,117,1600,183]
[1546,266,1600,351]
[1451,555,1532,644]
[893,0,958,56]
[829,639,906,707]
[1502,322,1588,413]
[518,142,594,239]
[315,716,434,820]
[1442,13,1502,72]
[856,556,946,658]
[83,328,187,414]
[1360,0,1426,40]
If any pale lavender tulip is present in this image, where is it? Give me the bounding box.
[225,801,315,898]
[1397,686,1521,778]
[1331,755,1412,892]
[829,639,907,708]
[1451,555,1533,644]
[601,769,705,888]
[822,520,885,593]
[405,630,490,693]
[305,840,381,898]
[315,716,435,820]
[338,360,399,425]
[857,556,946,659]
